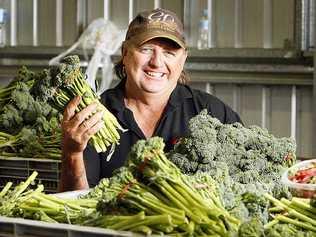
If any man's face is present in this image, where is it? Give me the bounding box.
[123,38,187,96]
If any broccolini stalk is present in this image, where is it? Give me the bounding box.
[32,55,125,155]
[0,182,12,197]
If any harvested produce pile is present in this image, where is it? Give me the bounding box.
[84,137,240,236]
[32,55,125,154]
[168,110,296,223]
[0,138,315,236]
[0,138,239,236]
[0,67,62,159]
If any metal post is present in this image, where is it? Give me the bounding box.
[301,0,309,50]
[234,0,242,48]
[309,0,315,49]
[103,0,109,21]
[56,0,63,46]
[77,0,87,35]
[207,0,216,48]
[290,85,297,139]
[154,0,161,9]
[263,0,272,48]
[261,86,271,130]
[33,0,38,46]
[183,0,192,47]
[129,0,134,23]
[10,0,17,46]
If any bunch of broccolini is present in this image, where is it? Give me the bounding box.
[263,194,316,236]
[0,66,35,107]
[168,109,296,223]
[0,171,97,224]
[31,55,125,155]
[0,68,62,159]
[236,195,316,236]
[86,137,240,236]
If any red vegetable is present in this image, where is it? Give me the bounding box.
[289,167,316,184]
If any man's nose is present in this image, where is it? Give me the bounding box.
[149,50,163,67]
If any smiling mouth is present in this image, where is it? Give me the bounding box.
[145,71,165,78]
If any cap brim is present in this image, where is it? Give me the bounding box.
[131,30,186,49]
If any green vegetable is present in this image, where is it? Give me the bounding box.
[0,171,97,224]
[238,217,265,237]
[264,193,316,235]
[83,137,239,235]
[0,66,35,108]
[31,55,125,155]
[0,66,62,159]
[168,109,296,223]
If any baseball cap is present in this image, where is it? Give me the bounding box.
[125,8,186,49]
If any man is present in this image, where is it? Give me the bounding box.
[60,8,241,191]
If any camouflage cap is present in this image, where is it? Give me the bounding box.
[125,8,186,48]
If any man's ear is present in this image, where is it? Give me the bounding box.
[121,41,128,57]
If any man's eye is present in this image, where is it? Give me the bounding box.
[140,48,152,53]
[165,51,176,57]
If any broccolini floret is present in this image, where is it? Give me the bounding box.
[238,217,265,237]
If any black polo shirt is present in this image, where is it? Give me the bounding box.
[84,80,242,187]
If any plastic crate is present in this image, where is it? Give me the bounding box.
[0,157,61,193]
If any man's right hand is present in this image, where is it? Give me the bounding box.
[61,96,104,154]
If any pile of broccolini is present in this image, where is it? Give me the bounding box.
[31,55,125,154]
[0,67,62,159]
[84,137,240,236]
[168,109,296,223]
[1,136,315,236]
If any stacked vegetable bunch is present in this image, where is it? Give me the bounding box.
[32,55,125,154]
[263,193,316,236]
[0,171,97,224]
[0,67,62,159]
[168,110,296,223]
[84,137,240,236]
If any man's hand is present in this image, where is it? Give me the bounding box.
[62,96,104,154]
